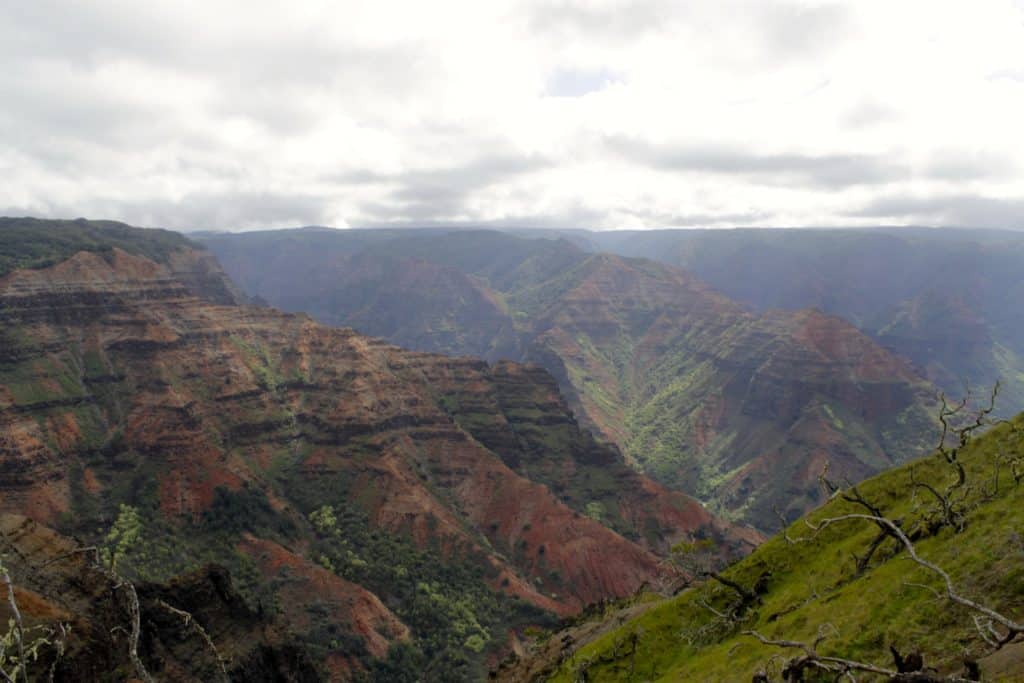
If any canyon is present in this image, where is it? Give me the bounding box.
[0,219,751,680]
[204,228,941,529]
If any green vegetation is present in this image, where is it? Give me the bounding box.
[68,468,555,682]
[229,334,282,391]
[0,217,196,276]
[1,353,86,406]
[294,492,557,681]
[545,413,1024,681]
[100,504,144,572]
[0,556,67,682]
[62,484,293,614]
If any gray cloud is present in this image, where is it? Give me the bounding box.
[352,203,608,230]
[622,207,773,227]
[1,191,330,232]
[353,154,551,222]
[841,100,899,129]
[342,153,552,223]
[0,70,181,154]
[526,0,675,42]
[0,2,431,141]
[850,195,1024,229]
[608,137,908,189]
[925,151,1017,182]
[0,3,422,91]
[527,0,851,63]
[752,2,851,62]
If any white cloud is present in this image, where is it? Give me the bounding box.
[1,0,1023,230]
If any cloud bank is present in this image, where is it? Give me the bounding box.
[2,0,1023,230]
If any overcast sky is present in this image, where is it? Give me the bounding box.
[2,0,1024,231]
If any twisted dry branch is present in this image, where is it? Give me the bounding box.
[795,513,1023,646]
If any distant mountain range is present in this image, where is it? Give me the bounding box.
[560,226,1024,411]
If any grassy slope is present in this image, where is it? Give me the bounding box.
[547,414,1024,681]
[0,217,195,275]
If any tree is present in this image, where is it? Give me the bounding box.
[0,557,69,683]
[100,504,143,573]
[668,539,769,616]
[746,385,1020,682]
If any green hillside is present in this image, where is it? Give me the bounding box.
[0,217,196,276]
[526,410,1024,681]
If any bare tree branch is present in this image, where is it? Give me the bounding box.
[744,628,897,677]
[1,567,27,683]
[155,599,229,682]
[801,514,1022,643]
[744,628,978,682]
[115,579,154,683]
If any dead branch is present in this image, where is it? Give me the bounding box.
[811,470,905,568]
[2,540,153,683]
[38,546,100,569]
[744,628,976,682]
[744,626,895,679]
[901,384,1002,539]
[802,513,1023,646]
[670,539,769,616]
[45,623,69,683]
[909,466,966,534]
[706,570,765,608]
[853,529,890,576]
[683,589,751,645]
[115,579,154,683]
[155,599,229,682]
[902,582,941,601]
[749,385,1016,681]
[994,422,1023,487]
[0,561,70,683]
[1,566,27,683]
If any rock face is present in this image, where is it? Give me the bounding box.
[0,514,319,682]
[521,255,938,529]
[0,223,748,679]
[202,229,939,530]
